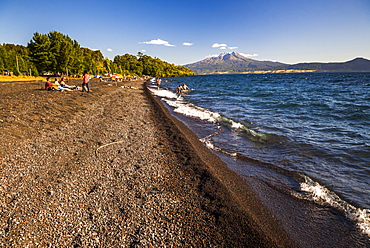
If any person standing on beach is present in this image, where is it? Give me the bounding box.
[156,77,161,89]
[82,71,91,92]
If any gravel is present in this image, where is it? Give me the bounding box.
[0,79,294,247]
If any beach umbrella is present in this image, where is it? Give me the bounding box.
[113,73,123,78]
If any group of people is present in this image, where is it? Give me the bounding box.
[176,84,190,94]
[45,77,79,91]
[45,71,91,92]
[151,78,190,95]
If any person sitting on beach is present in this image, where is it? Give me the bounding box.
[59,81,77,91]
[45,78,54,90]
[59,76,67,85]
[56,78,69,91]
[45,78,62,91]
[52,79,67,91]
[60,77,79,91]
[44,77,74,92]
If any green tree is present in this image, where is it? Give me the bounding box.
[82,48,104,75]
[69,42,83,75]
[103,58,112,74]
[28,32,52,74]
[0,44,37,76]
[91,50,104,75]
[0,45,8,72]
[25,31,194,77]
[48,31,81,75]
[113,52,194,77]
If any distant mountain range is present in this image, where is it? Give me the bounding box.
[184,52,370,74]
[278,57,370,72]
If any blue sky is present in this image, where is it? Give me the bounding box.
[0,0,369,65]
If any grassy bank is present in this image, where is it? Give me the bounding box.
[0,75,44,82]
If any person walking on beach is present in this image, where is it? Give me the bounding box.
[82,71,91,92]
[156,77,161,89]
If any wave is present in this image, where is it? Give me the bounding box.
[197,125,370,238]
[199,129,370,237]
[149,83,370,238]
[199,126,238,157]
[148,86,272,143]
[296,175,370,237]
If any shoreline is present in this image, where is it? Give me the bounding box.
[0,79,295,246]
[151,76,370,247]
[144,83,296,246]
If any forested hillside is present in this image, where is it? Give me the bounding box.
[0,31,194,77]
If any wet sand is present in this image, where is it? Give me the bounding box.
[0,79,296,247]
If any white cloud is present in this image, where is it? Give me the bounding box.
[183,42,193,46]
[140,39,175,47]
[212,43,238,50]
[107,48,113,52]
[240,53,259,58]
[141,50,146,52]
[212,43,228,48]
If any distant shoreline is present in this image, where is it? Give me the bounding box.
[195,69,316,75]
[193,70,370,75]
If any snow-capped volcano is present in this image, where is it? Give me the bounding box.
[185,52,286,74]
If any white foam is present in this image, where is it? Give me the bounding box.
[200,138,239,158]
[300,176,370,237]
[201,139,217,150]
[149,86,223,123]
[149,86,270,145]
[162,98,221,123]
[231,120,244,129]
[149,87,260,135]
[200,127,239,158]
[149,87,178,99]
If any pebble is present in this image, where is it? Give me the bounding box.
[0,80,281,247]
[0,81,225,247]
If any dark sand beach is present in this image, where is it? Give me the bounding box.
[0,79,296,247]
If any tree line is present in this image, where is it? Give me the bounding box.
[0,31,194,77]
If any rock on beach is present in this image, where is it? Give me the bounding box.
[0,79,295,247]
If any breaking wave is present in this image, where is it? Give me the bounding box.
[148,83,370,238]
[148,86,271,143]
[296,175,370,236]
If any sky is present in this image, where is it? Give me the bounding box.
[0,0,369,65]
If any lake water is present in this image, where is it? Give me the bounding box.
[148,73,370,246]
